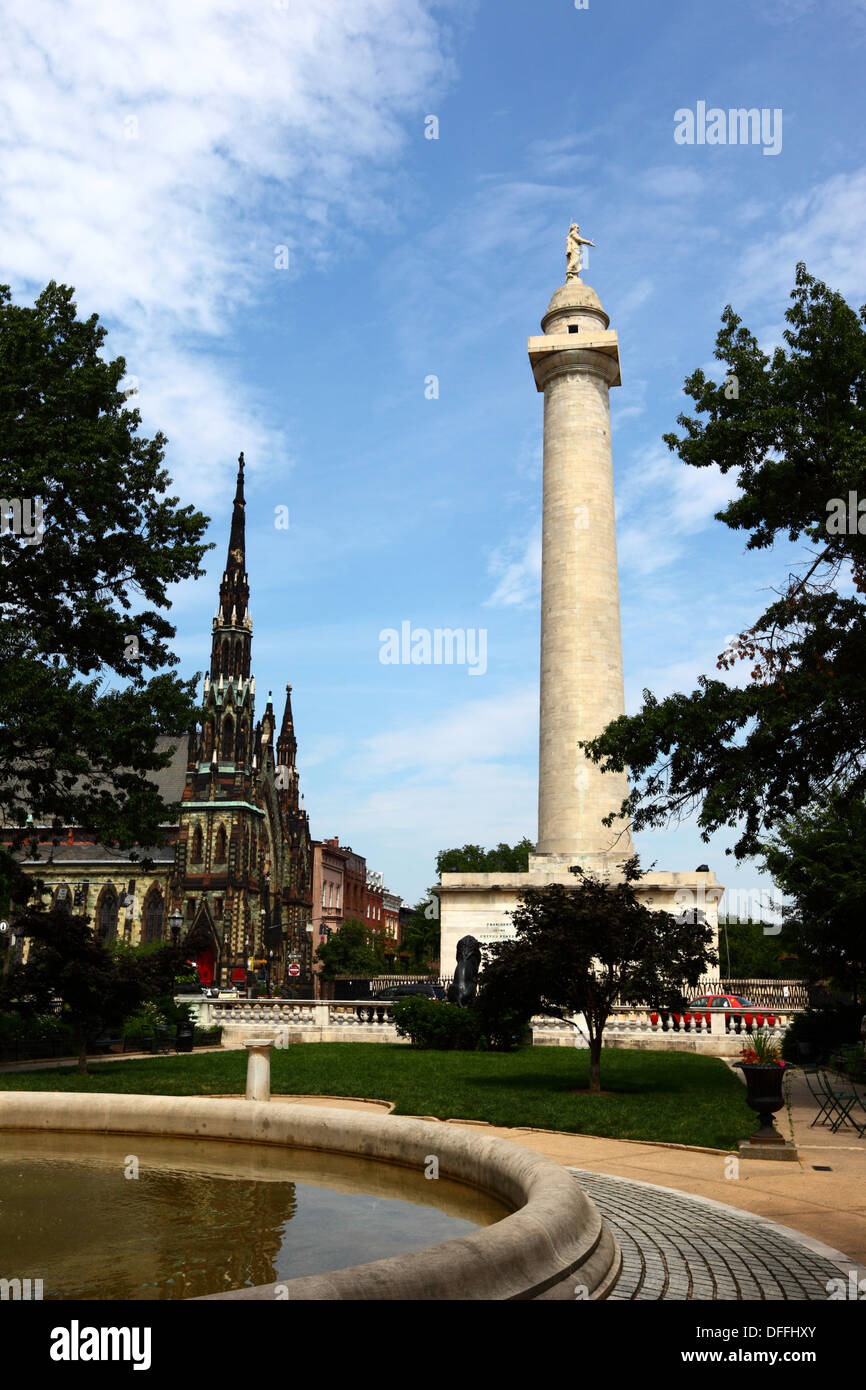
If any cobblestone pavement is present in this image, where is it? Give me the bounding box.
[570,1169,852,1300]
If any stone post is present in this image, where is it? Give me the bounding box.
[243,1037,274,1102]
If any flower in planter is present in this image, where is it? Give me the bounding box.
[744,1013,754,1029]
[650,1012,659,1026]
[739,1027,786,1067]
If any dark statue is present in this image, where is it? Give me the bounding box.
[447,935,482,1007]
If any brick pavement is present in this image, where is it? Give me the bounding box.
[570,1169,857,1301]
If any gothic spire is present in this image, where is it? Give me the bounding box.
[228,451,246,571]
[209,451,252,684]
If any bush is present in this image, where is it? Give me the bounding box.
[390,995,481,1050]
[782,1003,864,1064]
[0,1009,73,1043]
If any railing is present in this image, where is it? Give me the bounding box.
[209,998,397,1030]
[201,997,803,1044]
[605,1006,799,1038]
[690,978,809,1009]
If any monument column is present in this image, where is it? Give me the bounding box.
[528,227,633,869]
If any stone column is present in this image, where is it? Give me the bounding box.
[528,277,634,869]
[243,1037,274,1101]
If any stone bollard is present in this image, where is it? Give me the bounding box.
[243,1037,275,1102]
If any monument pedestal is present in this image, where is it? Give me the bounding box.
[437,862,722,977]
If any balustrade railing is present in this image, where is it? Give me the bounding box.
[199,997,800,1043]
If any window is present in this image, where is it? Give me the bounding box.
[191,824,203,862]
[568,324,579,334]
[335,885,341,909]
[186,897,196,920]
[144,892,164,943]
[214,898,223,920]
[222,714,234,760]
[98,889,118,941]
[214,824,227,862]
[321,883,326,907]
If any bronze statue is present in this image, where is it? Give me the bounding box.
[447,935,482,1007]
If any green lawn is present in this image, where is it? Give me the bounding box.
[0,1044,753,1149]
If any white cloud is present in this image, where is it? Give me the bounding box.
[0,0,453,503]
[737,168,866,306]
[485,523,541,608]
[350,684,538,778]
[617,447,735,577]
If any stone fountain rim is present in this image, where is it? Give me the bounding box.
[0,1090,621,1302]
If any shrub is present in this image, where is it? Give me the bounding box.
[390,995,481,1050]
[782,1003,864,1063]
[0,1009,73,1043]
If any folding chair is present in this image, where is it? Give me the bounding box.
[847,1078,866,1139]
[801,1066,838,1128]
[821,1070,860,1134]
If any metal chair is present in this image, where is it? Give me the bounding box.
[801,1066,838,1128]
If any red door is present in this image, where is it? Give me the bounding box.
[196,947,215,985]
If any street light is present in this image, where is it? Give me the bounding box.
[169,909,183,947]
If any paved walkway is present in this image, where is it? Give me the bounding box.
[442,1067,866,1297]
[572,1169,856,1300]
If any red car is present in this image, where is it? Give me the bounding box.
[687,993,756,1012]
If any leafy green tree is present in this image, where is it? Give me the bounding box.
[583,266,866,860]
[720,919,805,980]
[0,281,211,883]
[436,838,535,876]
[477,860,715,1092]
[314,918,386,980]
[398,898,441,972]
[760,796,866,998]
[0,908,189,1072]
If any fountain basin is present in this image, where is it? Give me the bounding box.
[0,1091,621,1301]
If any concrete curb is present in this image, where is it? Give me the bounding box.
[0,1091,621,1302]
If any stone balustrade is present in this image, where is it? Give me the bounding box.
[181,996,801,1054]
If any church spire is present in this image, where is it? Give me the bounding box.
[228,450,246,571]
[209,452,252,684]
[277,683,300,814]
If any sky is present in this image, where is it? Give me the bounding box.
[2,0,865,913]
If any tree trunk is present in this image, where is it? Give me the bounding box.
[589,1038,603,1094]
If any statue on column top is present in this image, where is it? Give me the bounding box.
[566,222,595,281]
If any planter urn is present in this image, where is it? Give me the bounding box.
[737,1063,787,1145]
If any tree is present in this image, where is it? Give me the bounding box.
[760,796,866,998]
[719,919,805,981]
[476,860,716,1092]
[398,899,441,973]
[583,266,866,860]
[0,908,189,1072]
[314,919,386,980]
[436,838,535,876]
[0,281,211,880]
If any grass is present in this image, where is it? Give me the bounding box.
[0,1044,753,1149]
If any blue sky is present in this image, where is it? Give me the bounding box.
[3,0,865,910]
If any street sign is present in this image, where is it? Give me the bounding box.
[288,962,301,977]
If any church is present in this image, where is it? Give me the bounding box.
[6,454,314,992]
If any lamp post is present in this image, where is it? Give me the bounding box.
[169,909,183,947]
